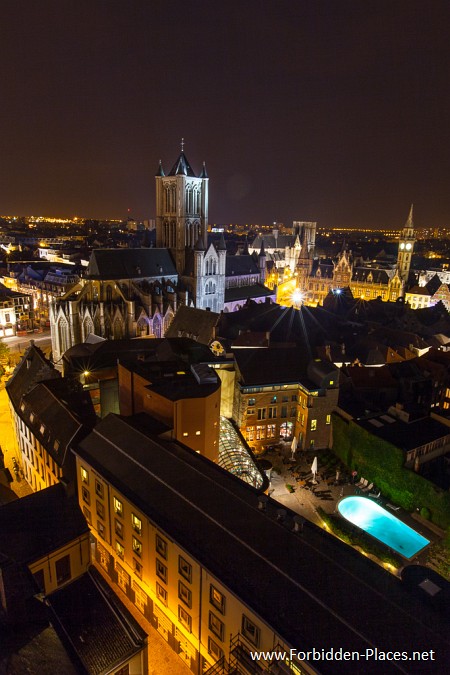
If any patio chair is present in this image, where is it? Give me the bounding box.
[359,479,369,490]
[355,476,365,488]
[362,482,374,492]
[369,490,381,499]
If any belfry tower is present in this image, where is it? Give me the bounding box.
[155,140,209,276]
[397,205,416,283]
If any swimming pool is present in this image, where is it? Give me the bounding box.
[338,496,430,559]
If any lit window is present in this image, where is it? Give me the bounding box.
[179,556,192,583]
[114,497,123,517]
[132,537,142,557]
[156,559,167,583]
[131,513,142,535]
[242,614,260,646]
[116,541,125,559]
[178,606,192,632]
[183,432,188,437]
[39,423,46,435]
[326,414,331,425]
[210,585,226,614]
[156,581,167,605]
[246,426,255,441]
[80,466,89,484]
[178,581,192,608]
[209,611,225,641]
[97,521,105,539]
[195,431,201,435]
[156,534,167,559]
[310,419,317,431]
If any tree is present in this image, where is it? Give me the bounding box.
[0,338,10,376]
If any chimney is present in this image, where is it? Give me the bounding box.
[258,495,269,511]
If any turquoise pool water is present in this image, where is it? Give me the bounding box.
[338,496,430,559]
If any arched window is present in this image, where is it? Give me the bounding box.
[106,285,113,302]
[113,318,123,340]
[153,315,162,338]
[57,319,68,355]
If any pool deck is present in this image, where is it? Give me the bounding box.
[264,445,441,569]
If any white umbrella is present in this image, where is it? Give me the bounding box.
[290,436,297,460]
[311,456,318,483]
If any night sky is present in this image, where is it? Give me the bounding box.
[2,1,450,228]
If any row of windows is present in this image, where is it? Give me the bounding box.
[253,406,297,419]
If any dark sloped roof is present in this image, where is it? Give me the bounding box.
[75,415,450,674]
[165,305,220,344]
[352,267,392,284]
[47,567,147,675]
[168,151,196,176]
[85,248,177,280]
[6,344,60,413]
[0,484,89,565]
[357,415,450,451]
[234,346,311,386]
[251,234,296,249]
[21,381,95,465]
[225,254,259,277]
[224,284,274,303]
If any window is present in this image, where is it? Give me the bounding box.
[116,541,124,559]
[208,637,223,662]
[242,614,260,646]
[132,536,142,557]
[97,521,105,539]
[210,585,226,614]
[290,407,296,417]
[55,554,71,586]
[248,398,256,406]
[178,581,192,608]
[82,486,90,505]
[178,606,192,632]
[156,581,167,605]
[209,611,224,641]
[326,414,331,425]
[115,562,130,592]
[39,423,46,435]
[80,466,89,484]
[115,519,124,539]
[156,534,167,559]
[310,419,317,431]
[115,665,129,675]
[33,568,45,593]
[291,394,297,402]
[268,406,277,419]
[255,425,266,440]
[156,559,167,583]
[113,496,123,517]
[281,405,287,418]
[133,581,147,613]
[83,506,91,523]
[132,513,142,535]
[133,559,143,578]
[96,500,105,519]
[179,556,192,583]
[95,480,103,498]
[270,396,277,403]
[246,426,255,441]
[257,408,266,420]
[267,424,276,438]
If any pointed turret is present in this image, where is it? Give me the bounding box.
[217,232,227,251]
[242,236,250,256]
[199,161,208,178]
[168,151,196,177]
[155,160,165,177]
[397,204,416,286]
[405,204,414,229]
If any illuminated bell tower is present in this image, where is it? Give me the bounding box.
[397,205,416,283]
[155,139,208,276]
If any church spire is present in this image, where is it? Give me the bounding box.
[405,204,414,229]
[155,159,165,177]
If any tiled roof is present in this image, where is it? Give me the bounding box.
[165,305,220,344]
[225,254,259,277]
[47,567,147,675]
[224,284,274,303]
[6,344,60,414]
[85,248,177,280]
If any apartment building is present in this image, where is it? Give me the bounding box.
[232,347,339,454]
[73,414,447,675]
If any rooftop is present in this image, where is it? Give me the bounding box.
[75,414,449,674]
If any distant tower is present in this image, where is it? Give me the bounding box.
[293,221,317,255]
[397,205,416,282]
[258,240,267,284]
[155,140,209,276]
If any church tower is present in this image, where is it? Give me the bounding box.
[155,141,209,276]
[397,205,416,283]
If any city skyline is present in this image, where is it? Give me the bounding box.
[2,2,450,228]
